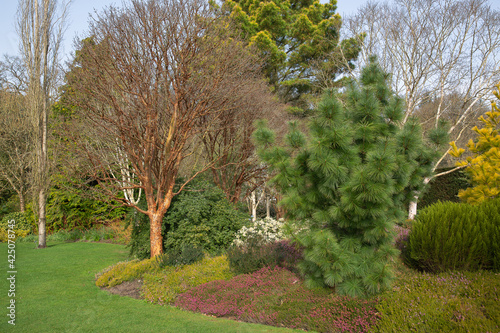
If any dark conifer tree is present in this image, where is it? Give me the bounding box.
[254,58,440,297]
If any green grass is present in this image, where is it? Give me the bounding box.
[0,241,299,333]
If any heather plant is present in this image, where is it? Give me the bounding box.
[375,267,500,332]
[254,58,442,297]
[175,266,379,332]
[142,255,233,305]
[95,258,157,288]
[227,239,303,275]
[407,199,500,273]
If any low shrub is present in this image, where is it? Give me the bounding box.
[129,179,249,259]
[155,245,205,269]
[375,268,500,332]
[142,255,233,305]
[95,258,157,288]
[0,212,33,242]
[407,199,500,273]
[232,217,286,246]
[0,211,33,231]
[174,266,379,333]
[227,239,303,275]
[0,228,30,242]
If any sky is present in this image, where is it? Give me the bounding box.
[0,0,370,61]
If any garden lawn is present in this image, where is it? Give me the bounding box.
[0,241,299,333]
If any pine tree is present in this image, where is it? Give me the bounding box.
[254,58,435,297]
[450,82,500,204]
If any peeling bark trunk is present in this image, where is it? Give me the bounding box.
[149,212,164,258]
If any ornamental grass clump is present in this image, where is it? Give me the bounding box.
[175,266,379,332]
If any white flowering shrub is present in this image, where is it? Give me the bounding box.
[233,217,286,246]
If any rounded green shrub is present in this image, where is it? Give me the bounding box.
[129,179,249,259]
[407,198,500,273]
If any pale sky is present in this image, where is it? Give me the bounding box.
[0,0,371,60]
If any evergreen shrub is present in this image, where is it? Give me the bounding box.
[155,245,205,268]
[407,199,500,272]
[254,58,443,297]
[46,176,128,231]
[129,179,249,259]
[227,239,303,275]
[0,211,32,231]
[232,217,286,246]
[418,168,469,209]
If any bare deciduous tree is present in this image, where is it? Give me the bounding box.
[65,0,278,257]
[0,89,32,212]
[342,0,500,218]
[16,0,69,247]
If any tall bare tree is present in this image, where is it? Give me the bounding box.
[16,0,69,247]
[342,0,500,218]
[0,88,32,212]
[65,0,278,257]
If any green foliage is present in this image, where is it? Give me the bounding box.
[375,268,500,332]
[142,256,234,305]
[232,217,286,246]
[155,245,205,268]
[218,0,362,112]
[95,258,158,288]
[255,58,439,297]
[129,180,249,259]
[418,168,470,209]
[16,227,118,244]
[163,180,249,252]
[47,176,128,231]
[227,239,303,275]
[407,199,500,273]
[0,211,33,231]
[450,83,500,204]
[0,211,33,242]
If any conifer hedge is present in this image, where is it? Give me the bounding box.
[407,199,500,273]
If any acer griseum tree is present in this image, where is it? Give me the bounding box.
[66,0,277,257]
[342,0,500,218]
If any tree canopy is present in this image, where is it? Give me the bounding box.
[219,0,361,114]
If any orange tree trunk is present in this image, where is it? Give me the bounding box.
[149,212,164,258]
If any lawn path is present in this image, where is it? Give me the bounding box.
[0,241,298,333]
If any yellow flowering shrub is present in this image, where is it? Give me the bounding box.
[95,258,157,287]
[142,255,233,305]
[0,228,31,242]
